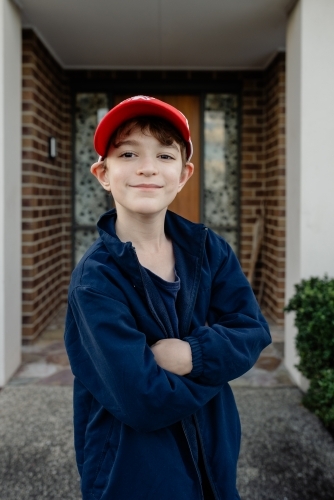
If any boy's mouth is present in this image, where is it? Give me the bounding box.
[130,184,162,188]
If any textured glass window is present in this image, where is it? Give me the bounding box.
[203,94,239,253]
[74,93,111,264]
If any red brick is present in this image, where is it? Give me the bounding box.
[22,29,72,340]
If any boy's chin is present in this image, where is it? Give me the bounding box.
[115,201,170,217]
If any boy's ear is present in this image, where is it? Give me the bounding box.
[90,160,111,192]
[177,162,194,193]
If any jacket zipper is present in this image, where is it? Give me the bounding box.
[180,227,208,337]
[194,415,219,500]
[181,420,204,500]
[133,239,215,500]
[134,246,204,498]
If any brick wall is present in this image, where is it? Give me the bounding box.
[239,74,266,285]
[262,54,286,324]
[239,55,286,325]
[22,30,72,340]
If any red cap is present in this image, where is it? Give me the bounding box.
[94,95,193,161]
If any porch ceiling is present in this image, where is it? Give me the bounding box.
[18,0,292,70]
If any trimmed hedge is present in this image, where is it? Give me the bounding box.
[285,276,334,431]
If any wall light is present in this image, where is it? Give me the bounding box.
[49,137,57,159]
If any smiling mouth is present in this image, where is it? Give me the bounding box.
[130,184,162,188]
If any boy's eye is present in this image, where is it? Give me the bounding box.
[120,152,136,158]
[159,154,174,160]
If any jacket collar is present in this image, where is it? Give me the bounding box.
[97,209,207,337]
[97,208,206,260]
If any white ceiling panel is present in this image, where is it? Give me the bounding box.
[19,0,292,70]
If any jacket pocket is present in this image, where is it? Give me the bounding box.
[91,417,121,500]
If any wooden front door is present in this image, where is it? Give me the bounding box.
[114,95,201,222]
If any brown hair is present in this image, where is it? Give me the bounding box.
[104,116,188,167]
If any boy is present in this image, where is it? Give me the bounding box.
[65,96,271,500]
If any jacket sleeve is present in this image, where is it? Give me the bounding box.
[184,239,271,385]
[66,285,223,433]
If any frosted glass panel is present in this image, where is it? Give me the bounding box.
[75,229,99,266]
[74,93,112,264]
[75,93,110,226]
[203,94,239,253]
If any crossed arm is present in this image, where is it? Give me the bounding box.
[151,339,193,376]
[67,274,270,432]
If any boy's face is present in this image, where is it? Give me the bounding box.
[92,127,194,217]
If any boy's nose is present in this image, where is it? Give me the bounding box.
[137,158,158,176]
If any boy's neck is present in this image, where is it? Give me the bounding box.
[115,205,168,252]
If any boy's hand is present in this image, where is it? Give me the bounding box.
[151,339,192,376]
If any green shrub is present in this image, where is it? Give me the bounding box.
[285,276,334,430]
[303,369,334,430]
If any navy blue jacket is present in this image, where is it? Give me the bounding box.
[65,209,271,500]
